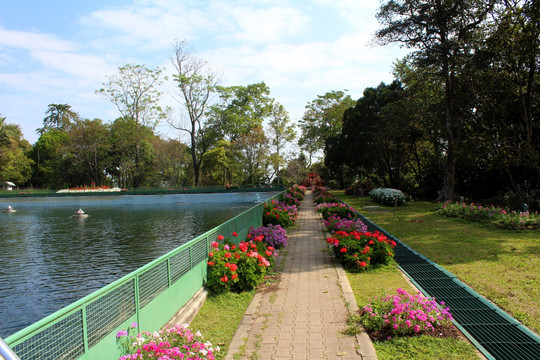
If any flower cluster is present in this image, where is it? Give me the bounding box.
[358,288,453,340]
[206,233,276,294]
[369,188,407,206]
[263,200,298,228]
[315,202,356,220]
[116,323,218,360]
[436,201,539,230]
[248,224,288,248]
[313,187,339,205]
[326,230,396,272]
[323,214,368,233]
[288,184,306,199]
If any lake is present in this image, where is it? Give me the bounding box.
[0,192,273,338]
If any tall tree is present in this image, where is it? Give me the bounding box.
[97,64,166,187]
[168,41,220,187]
[209,82,273,141]
[67,118,111,185]
[267,102,296,184]
[37,104,79,134]
[375,0,497,200]
[298,90,354,165]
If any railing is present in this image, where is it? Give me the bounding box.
[0,338,21,360]
[4,191,284,360]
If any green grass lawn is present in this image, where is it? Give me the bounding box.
[333,191,540,334]
[189,291,256,360]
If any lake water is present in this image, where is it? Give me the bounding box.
[0,192,272,338]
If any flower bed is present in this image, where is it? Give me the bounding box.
[315,202,356,220]
[369,188,407,206]
[248,224,288,248]
[326,230,396,272]
[206,233,277,294]
[116,322,218,359]
[263,200,298,228]
[436,201,540,230]
[357,288,453,341]
[323,214,368,233]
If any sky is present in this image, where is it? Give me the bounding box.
[0,0,410,145]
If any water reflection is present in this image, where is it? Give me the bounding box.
[0,200,253,337]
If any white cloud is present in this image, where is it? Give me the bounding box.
[0,28,79,52]
[30,51,116,81]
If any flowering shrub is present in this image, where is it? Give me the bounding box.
[248,224,288,248]
[312,186,339,204]
[263,201,297,228]
[315,202,356,220]
[116,322,218,360]
[283,192,300,206]
[437,201,540,230]
[357,288,453,340]
[206,233,276,294]
[326,230,396,272]
[287,184,306,201]
[369,188,407,206]
[323,214,368,233]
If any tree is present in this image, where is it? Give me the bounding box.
[29,130,70,188]
[0,118,33,185]
[168,41,220,187]
[149,137,192,187]
[209,82,274,141]
[37,104,79,134]
[267,102,296,184]
[97,64,166,187]
[376,0,497,200]
[67,118,111,186]
[298,90,354,165]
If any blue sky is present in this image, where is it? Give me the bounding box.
[0,0,409,144]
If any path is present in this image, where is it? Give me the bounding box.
[225,191,376,360]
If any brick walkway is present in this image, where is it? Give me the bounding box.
[225,191,376,360]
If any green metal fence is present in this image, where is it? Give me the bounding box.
[4,191,284,360]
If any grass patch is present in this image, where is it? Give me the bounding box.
[189,290,255,360]
[334,190,540,334]
[375,336,480,360]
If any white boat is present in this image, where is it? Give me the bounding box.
[2,205,16,213]
[72,208,89,218]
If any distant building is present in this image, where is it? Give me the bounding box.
[1,181,16,191]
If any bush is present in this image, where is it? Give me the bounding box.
[357,288,453,340]
[116,322,218,360]
[326,230,396,272]
[436,201,540,230]
[206,234,275,294]
[315,202,356,220]
[369,188,407,206]
[323,214,368,233]
[248,224,288,248]
[263,201,297,228]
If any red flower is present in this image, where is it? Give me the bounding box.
[220,275,228,283]
[225,252,232,258]
[218,235,224,241]
[340,247,347,253]
[231,274,238,280]
[359,261,367,267]
[207,261,215,266]
[232,232,238,237]
[230,263,238,272]
[209,252,214,257]
[235,253,241,259]
[276,214,280,219]
[211,242,219,248]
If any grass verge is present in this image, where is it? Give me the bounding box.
[334,190,540,334]
[189,290,256,360]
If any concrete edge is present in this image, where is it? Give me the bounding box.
[163,288,208,329]
[224,285,264,360]
[336,265,378,360]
